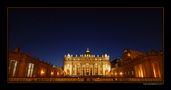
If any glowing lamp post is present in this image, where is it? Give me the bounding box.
[119,72,123,77]
[51,71,54,76]
[114,72,117,76]
[40,69,45,76]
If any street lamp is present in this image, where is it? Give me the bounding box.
[40,69,45,76]
[51,71,54,76]
[119,72,123,76]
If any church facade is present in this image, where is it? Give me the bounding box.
[64,48,111,76]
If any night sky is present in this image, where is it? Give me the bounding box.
[8,8,163,67]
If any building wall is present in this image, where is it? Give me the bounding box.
[8,48,63,78]
[9,48,162,79]
[64,53,111,76]
[111,49,163,79]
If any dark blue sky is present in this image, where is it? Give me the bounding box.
[8,8,163,67]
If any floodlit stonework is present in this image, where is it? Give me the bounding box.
[64,48,111,76]
[8,48,163,83]
[111,49,163,79]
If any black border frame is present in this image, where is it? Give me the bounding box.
[0,0,170,89]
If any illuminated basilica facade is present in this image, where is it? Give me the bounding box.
[64,48,111,76]
[8,48,163,82]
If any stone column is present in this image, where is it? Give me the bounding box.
[92,65,94,75]
[98,64,99,76]
[83,67,85,76]
[103,64,105,76]
[75,64,76,75]
[80,66,82,76]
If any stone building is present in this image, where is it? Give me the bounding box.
[64,48,111,76]
[8,48,63,78]
[111,49,163,79]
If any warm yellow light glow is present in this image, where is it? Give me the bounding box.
[156,63,161,78]
[127,53,131,57]
[140,70,143,77]
[57,72,59,75]
[141,69,143,77]
[63,48,112,77]
[105,54,107,57]
[119,72,123,76]
[51,71,54,75]
[114,72,117,76]
[152,63,157,78]
[138,64,144,78]
[41,70,45,75]
[138,70,140,77]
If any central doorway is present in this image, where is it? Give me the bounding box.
[86,72,89,76]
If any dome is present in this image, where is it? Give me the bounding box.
[84,48,92,55]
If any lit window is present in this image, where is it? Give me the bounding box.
[152,63,161,78]
[27,63,34,77]
[9,60,18,77]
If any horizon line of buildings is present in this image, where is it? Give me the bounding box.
[8,48,163,80]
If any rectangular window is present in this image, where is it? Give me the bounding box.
[152,62,161,78]
[138,64,144,77]
[9,60,18,77]
[27,63,34,77]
